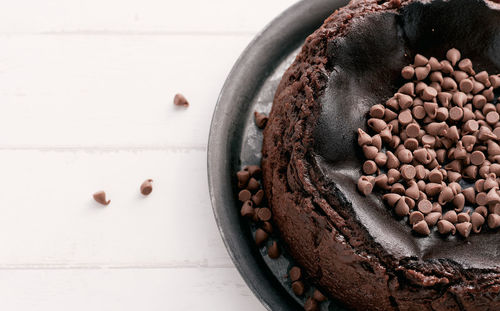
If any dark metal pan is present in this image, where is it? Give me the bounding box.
[207,0,349,310]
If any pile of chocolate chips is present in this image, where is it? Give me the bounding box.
[237,165,328,310]
[357,48,500,237]
[237,165,280,258]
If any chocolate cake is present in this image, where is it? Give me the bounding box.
[261,0,500,309]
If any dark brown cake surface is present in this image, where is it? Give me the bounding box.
[262,0,500,309]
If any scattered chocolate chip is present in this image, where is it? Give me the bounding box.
[93,191,110,206]
[247,178,260,192]
[268,241,280,259]
[304,297,319,311]
[254,111,269,129]
[313,289,328,302]
[240,200,254,218]
[292,281,305,296]
[238,189,252,202]
[255,228,268,247]
[140,179,153,195]
[289,266,302,282]
[173,93,189,107]
[257,207,272,222]
[237,170,250,188]
[252,189,265,206]
[244,166,261,179]
[262,221,273,234]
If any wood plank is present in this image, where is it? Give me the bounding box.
[0,0,300,34]
[0,149,232,267]
[0,35,254,148]
[0,267,264,311]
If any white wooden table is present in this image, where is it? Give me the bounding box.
[0,1,300,309]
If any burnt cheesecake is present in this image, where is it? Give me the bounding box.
[261,0,500,309]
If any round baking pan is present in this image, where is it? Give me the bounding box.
[207,0,349,310]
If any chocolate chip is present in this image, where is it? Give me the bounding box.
[140,179,153,196]
[400,165,416,180]
[456,222,472,238]
[413,219,430,235]
[289,266,302,282]
[240,200,255,218]
[473,94,487,109]
[449,107,463,121]
[357,176,374,196]
[383,193,402,207]
[490,75,500,88]
[356,129,372,147]
[291,281,305,296]
[446,48,461,66]
[313,289,327,302]
[247,178,260,192]
[457,212,471,223]
[421,86,437,101]
[414,54,429,67]
[396,148,413,163]
[471,212,485,233]
[173,93,189,107]
[438,219,456,235]
[453,193,465,212]
[475,71,490,85]
[245,165,262,179]
[487,214,500,229]
[93,191,110,206]
[417,199,432,214]
[374,153,388,167]
[405,181,419,200]
[268,241,280,259]
[255,228,268,246]
[257,208,272,222]
[262,221,273,234]
[459,78,474,93]
[458,58,475,75]
[452,92,467,107]
[238,189,252,202]
[398,109,413,125]
[443,210,458,224]
[476,192,488,206]
[401,66,415,80]
[363,145,379,159]
[252,189,265,206]
[409,211,424,225]
[486,111,500,125]
[475,205,488,217]
[304,297,319,311]
[415,65,431,81]
[363,160,378,175]
[470,151,486,166]
[425,212,442,227]
[254,111,269,129]
[237,170,250,188]
[453,71,469,83]
[395,197,411,217]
